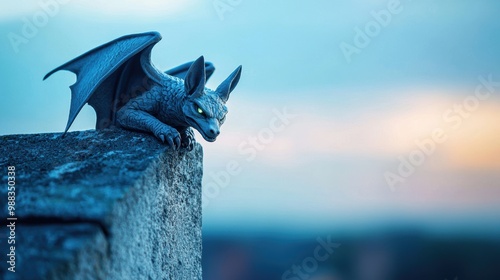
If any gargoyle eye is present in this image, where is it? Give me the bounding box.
[197,107,204,115]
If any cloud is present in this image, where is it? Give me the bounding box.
[209,88,500,172]
[202,87,500,225]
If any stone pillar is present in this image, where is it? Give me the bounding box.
[0,129,203,279]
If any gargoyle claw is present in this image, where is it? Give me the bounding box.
[174,137,181,150]
[166,137,174,148]
[180,128,196,151]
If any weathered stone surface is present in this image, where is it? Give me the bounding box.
[0,128,203,279]
[3,224,108,280]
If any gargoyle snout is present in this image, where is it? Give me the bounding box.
[205,120,220,140]
[208,127,220,138]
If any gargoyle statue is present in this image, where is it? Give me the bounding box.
[44,31,242,151]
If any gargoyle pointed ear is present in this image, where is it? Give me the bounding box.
[184,56,206,97]
[216,65,242,103]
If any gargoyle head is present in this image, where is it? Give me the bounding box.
[182,56,242,142]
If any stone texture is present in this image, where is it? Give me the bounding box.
[0,128,203,279]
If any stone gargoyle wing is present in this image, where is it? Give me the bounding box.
[43,31,214,134]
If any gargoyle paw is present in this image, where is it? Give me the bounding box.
[180,128,196,151]
[155,127,181,150]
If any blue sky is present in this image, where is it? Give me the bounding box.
[1,0,500,234]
